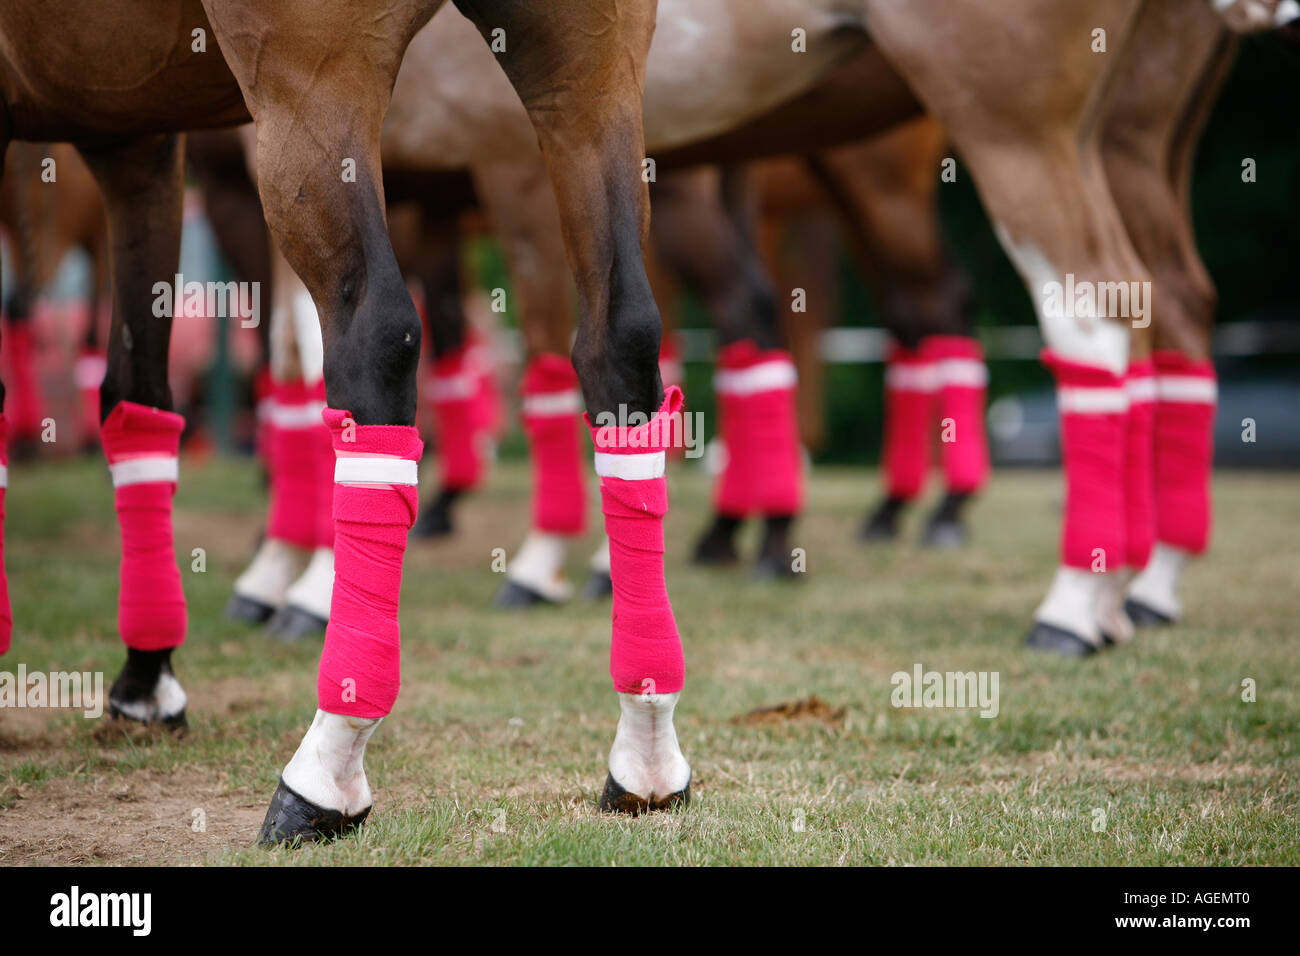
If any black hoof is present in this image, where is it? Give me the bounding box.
[580,570,613,601]
[859,497,905,543]
[921,518,967,550]
[691,514,742,566]
[267,605,328,643]
[257,778,370,847]
[410,489,459,539]
[1024,621,1098,657]
[225,592,276,624]
[752,553,800,581]
[1124,598,1174,628]
[492,578,558,610]
[598,772,691,815]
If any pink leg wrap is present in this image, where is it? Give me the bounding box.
[586,388,686,695]
[101,401,187,651]
[430,344,484,492]
[1153,351,1217,554]
[882,343,938,500]
[713,341,803,517]
[266,380,324,549]
[316,408,423,718]
[1043,351,1127,571]
[522,354,586,535]
[1124,360,1157,569]
[659,336,686,460]
[922,335,990,495]
[0,415,10,656]
[308,381,335,549]
[75,347,107,446]
[467,332,505,441]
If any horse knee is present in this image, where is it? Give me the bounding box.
[573,284,663,417]
[324,280,422,425]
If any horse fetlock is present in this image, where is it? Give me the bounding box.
[603,691,692,813]
[281,709,381,818]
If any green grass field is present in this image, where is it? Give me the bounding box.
[1,455,1296,865]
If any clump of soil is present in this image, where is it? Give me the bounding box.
[732,695,845,728]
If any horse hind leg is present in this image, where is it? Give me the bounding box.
[459,0,689,811]
[75,133,190,728]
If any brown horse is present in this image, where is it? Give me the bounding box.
[1,0,678,842]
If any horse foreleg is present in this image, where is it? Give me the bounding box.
[202,0,437,843]
[0,136,11,657]
[458,0,689,811]
[76,133,189,726]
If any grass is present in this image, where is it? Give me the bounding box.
[0,454,1297,865]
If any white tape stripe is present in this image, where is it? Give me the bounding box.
[267,400,327,429]
[935,358,989,388]
[593,451,665,481]
[523,390,582,417]
[110,456,179,487]
[1157,376,1218,404]
[334,457,418,486]
[0,464,7,490]
[429,374,477,402]
[1125,376,1158,403]
[714,360,797,396]
[885,363,940,393]
[1057,386,1129,414]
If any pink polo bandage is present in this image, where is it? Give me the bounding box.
[1153,351,1217,554]
[586,387,686,695]
[0,415,10,656]
[713,341,802,517]
[1043,350,1127,571]
[522,354,586,535]
[75,347,107,447]
[316,408,422,718]
[429,343,486,493]
[100,401,187,651]
[882,342,938,500]
[307,380,335,549]
[1124,360,1157,569]
[266,379,326,550]
[922,335,990,495]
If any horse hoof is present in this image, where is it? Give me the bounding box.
[267,605,327,643]
[1124,598,1174,628]
[1024,621,1098,657]
[410,490,458,539]
[598,772,691,815]
[921,518,967,550]
[580,570,613,601]
[751,554,799,581]
[108,703,188,733]
[257,778,370,847]
[691,532,740,566]
[492,578,558,610]
[224,592,276,624]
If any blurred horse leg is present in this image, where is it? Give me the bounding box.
[1102,1,1237,629]
[459,0,691,810]
[77,134,190,725]
[469,160,588,609]
[806,117,987,548]
[863,0,1149,655]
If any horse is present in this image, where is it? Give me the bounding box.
[1,0,688,843]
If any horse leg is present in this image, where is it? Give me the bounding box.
[407,212,482,539]
[471,160,589,608]
[0,134,11,656]
[651,166,802,579]
[807,117,988,548]
[863,0,1149,655]
[74,133,189,725]
[457,0,688,809]
[1102,1,1236,628]
[201,0,436,843]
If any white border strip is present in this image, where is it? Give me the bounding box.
[523,390,582,417]
[1125,375,1158,403]
[267,400,327,429]
[1057,386,1129,414]
[1157,375,1218,404]
[885,363,940,393]
[334,457,418,486]
[715,360,797,396]
[594,451,665,481]
[0,464,7,490]
[110,456,179,487]
[935,358,989,388]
